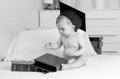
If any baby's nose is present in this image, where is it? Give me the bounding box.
[59,30,62,32]
[59,31,63,34]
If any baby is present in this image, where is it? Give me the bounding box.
[45,15,86,70]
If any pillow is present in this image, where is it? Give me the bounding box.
[4,28,64,61]
[5,28,97,61]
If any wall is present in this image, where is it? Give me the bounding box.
[61,0,94,10]
[0,0,42,59]
[60,0,120,10]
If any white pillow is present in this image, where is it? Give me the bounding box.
[5,28,97,61]
[5,28,63,61]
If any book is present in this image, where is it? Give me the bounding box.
[34,53,68,72]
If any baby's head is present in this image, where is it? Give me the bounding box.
[56,15,75,36]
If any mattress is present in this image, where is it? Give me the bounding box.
[1,55,120,79]
[0,61,45,79]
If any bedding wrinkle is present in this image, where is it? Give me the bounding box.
[1,55,120,79]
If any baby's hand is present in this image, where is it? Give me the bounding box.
[68,52,74,57]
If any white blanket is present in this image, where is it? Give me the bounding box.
[0,61,45,79]
[3,28,120,79]
[1,55,120,79]
[45,55,120,79]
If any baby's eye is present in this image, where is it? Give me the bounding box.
[61,28,64,31]
[58,28,61,31]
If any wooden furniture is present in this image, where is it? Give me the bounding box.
[86,10,120,55]
[89,36,103,54]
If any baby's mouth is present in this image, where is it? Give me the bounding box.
[61,33,65,36]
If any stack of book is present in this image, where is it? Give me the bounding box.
[11,53,68,73]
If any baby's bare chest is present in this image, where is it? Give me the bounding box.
[62,37,79,48]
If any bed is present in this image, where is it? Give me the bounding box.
[0,28,119,79]
[1,2,120,78]
[1,54,120,79]
[45,54,120,79]
[0,61,45,79]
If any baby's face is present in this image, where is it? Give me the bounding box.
[57,19,73,37]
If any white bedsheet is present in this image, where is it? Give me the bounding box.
[0,61,45,79]
[45,55,120,79]
[1,55,120,79]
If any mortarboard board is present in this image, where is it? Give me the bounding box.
[59,2,86,31]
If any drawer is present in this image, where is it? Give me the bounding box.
[89,35,120,43]
[103,35,120,43]
[85,10,120,19]
[102,43,120,54]
[87,28,120,43]
[87,28,120,35]
[86,19,119,27]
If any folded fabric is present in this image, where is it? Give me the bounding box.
[4,28,97,61]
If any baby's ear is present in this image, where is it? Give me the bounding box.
[72,25,75,29]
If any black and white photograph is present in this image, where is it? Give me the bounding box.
[0,0,120,79]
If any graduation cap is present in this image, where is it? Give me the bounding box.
[59,2,86,31]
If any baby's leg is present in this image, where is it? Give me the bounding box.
[62,55,86,70]
[68,58,76,64]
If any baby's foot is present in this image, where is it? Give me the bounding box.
[61,64,70,70]
[61,64,67,70]
[83,62,86,66]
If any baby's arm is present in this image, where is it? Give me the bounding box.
[73,35,86,56]
[45,37,62,50]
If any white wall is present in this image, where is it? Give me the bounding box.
[60,0,120,10]
[0,0,42,59]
